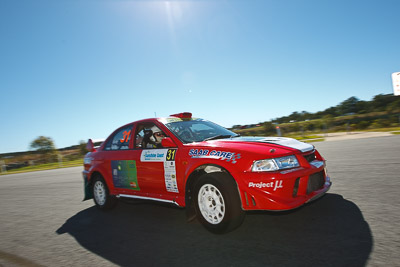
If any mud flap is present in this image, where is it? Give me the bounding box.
[185,188,196,222]
[83,175,93,201]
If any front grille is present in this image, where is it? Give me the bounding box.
[303,151,316,163]
[307,171,325,194]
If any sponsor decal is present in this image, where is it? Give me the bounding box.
[112,160,140,190]
[188,149,241,164]
[164,149,178,193]
[140,149,168,162]
[140,149,179,193]
[248,179,283,191]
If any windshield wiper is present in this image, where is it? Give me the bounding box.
[203,134,240,141]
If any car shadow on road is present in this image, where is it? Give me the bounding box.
[56,193,372,267]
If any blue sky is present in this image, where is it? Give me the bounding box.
[0,0,399,153]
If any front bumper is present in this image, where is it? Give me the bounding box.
[239,161,332,211]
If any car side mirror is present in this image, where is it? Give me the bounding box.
[86,139,96,152]
[161,137,177,148]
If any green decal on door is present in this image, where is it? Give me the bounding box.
[111,160,140,190]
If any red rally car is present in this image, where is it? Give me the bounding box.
[83,112,331,233]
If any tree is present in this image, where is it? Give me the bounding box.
[371,94,396,112]
[79,140,88,156]
[322,115,334,129]
[288,111,300,122]
[263,122,276,136]
[319,106,339,117]
[338,96,360,115]
[386,98,400,114]
[30,136,58,163]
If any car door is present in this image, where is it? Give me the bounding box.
[133,121,179,197]
[101,124,140,195]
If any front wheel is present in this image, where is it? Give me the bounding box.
[92,175,117,210]
[194,172,245,234]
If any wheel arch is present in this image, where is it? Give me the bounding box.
[84,169,106,200]
[89,171,104,184]
[184,164,242,221]
[92,172,118,210]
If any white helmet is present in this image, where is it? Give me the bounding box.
[151,126,165,143]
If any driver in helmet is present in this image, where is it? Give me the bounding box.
[151,126,166,148]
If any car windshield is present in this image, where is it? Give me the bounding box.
[164,119,239,143]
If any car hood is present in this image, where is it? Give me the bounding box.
[197,136,314,153]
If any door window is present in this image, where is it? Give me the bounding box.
[135,123,167,149]
[104,125,133,151]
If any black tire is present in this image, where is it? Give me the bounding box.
[92,174,117,210]
[194,172,245,234]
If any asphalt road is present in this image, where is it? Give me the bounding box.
[0,135,399,267]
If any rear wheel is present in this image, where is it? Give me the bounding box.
[194,172,245,234]
[92,175,117,210]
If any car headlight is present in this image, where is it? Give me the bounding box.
[84,157,92,165]
[252,155,299,172]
